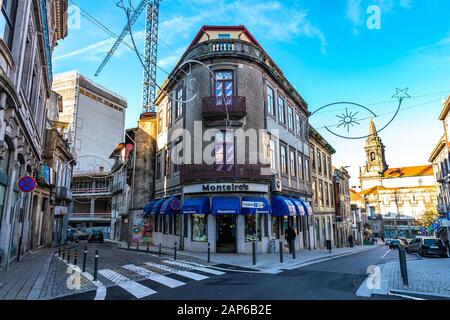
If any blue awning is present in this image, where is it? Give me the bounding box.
[211,197,241,215]
[271,196,297,216]
[299,199,313,216]
[151,198,165,214]
[160,196,181,215]
[143,200,156,215]
[241,197,271,215]
[181,197,210,215]
[289,198,306,216]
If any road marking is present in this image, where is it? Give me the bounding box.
[122,264,185,288]
[381,249,391,259]
[388,291,426,300]
[163,260,226,275]
[98,269,156,299]
[82,272,107,300]
[144,262,209,281]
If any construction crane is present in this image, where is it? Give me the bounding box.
[95,0,160,113]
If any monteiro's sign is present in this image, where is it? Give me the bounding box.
[183,183,269,194]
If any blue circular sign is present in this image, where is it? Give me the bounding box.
[18,176,36,193]
[170,199,182,211]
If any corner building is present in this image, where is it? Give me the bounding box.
[146,26,314,254]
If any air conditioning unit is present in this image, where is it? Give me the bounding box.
[272,176,282,192]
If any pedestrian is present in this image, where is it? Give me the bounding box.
[285,225,296,254]
[348,234,354,247]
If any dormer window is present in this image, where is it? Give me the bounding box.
[218,33,231,39]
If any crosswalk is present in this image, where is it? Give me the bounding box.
[92,259,227,300]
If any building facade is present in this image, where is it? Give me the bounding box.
[144,25,314,254]
[52,71,127,234]
[429,96,450,241]
[333,166,352,247]
[309,127,336,249]
[0,0,68,266]
[359,119,438,238]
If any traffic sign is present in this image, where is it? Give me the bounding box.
[17,176,36,193]
[170,199,182,211]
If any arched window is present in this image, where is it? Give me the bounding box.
[370,152,376,162]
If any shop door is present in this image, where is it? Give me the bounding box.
[216,215,236,253]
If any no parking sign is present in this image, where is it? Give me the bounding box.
[17,176,36,193]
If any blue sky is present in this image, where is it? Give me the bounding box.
[53,0,450,185]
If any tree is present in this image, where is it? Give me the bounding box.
[416,209,439,228]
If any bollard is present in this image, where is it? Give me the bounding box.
[159,243,162,256]
[94,250,99,281]
[147,242,150,254]
[398,248,409,286]
[326,240,332,254]
[82,247,87,273]
[62,245,66,260]
[252,241,256,265]
[207,242,211,263]
[174,242,177,261]
[279,241,284,263]
[292,242,296,260]
[74,250,79,266]
[136,242,139,252]
[127,243,130,250]
[58,245,61,258]
[67,248,71,264]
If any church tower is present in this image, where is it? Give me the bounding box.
[360,118,388,190]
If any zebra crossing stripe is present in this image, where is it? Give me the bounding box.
[82,272,106,300]
[144,262,209,281]
[122,264,185,288]
[163,260,225,275]
[98,269,156,299]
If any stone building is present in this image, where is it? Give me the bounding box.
[429,96,450,241]
[309,126,336,249]
[144,25,313,254]
[333,166,352,247]
[359,119,437,238]
[52,71,127,235]
[0,0,68,265]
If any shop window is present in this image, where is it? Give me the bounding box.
[263,214,269,237]
[169,215,173,234]
[164,215,170,234]
[245,215,261,242]
[174,214,180,236]
[191,214,207,242]
[271,216,279,238]
[183,215,188,237]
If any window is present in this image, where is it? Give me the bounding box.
[175,87,183,118]
[278,96,285,124]
[319,181,324,207]
[328,157,332,179]
[295,113,301,136]
[156,153,162,180]
[289,150,296,176]
[174,214,180,236]
[0,0,17,49]
[271,216,279,238]
[298,154,304,180]
[157,111,163,133]
[215,131,234,170]
[192,214,207,242]
[218,33,230,39]
[167,100,172,127]
[164,215,170,234]
[280,144,287,174]
[317,150,322,175]
[325,183,329,207]
[304,159,310,181]
[287,106,294,131]
[323,155,327,177]
[165,148,171,177]
[245,215,261,241]
[215,70,233,97]
[174,138,182,174]
[311,146,316,171]
[267,86,275,116]
[269,140,276,170]
[313,179,318,205]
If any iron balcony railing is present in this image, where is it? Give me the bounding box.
[181,164,271,183]
[202,96,246,118]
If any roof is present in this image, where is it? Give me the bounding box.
[382,165,433,179]
[429,134,446,163]
[350,189,364,203]
[438,96,450,120]
[309,126,336,154]
[360,185,436,196]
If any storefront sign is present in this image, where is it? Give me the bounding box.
[183,183,268,194]
[242,201,265,209]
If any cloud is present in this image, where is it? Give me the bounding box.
[410,36,450,66]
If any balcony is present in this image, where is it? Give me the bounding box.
[202,96,246,119]
[69,212,112,222]
[72,187,111,197]
[181,164,271,183]
[55,186,73,202]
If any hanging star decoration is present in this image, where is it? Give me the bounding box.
[336,108,360,132]
[392,87,411,103]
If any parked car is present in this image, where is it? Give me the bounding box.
[385,239,393,245]
[88,230,104,243]
[67,227,79,242]
[389,239,404,249]
[406,237,448,258]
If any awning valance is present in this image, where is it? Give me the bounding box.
[143,200,156,215]
[211,196,241,215]
[241,197,271,215]
[299,199,313,216]
[160,196,181,215]
[181,197,210,215]
[289,198,306,216]
[151,198,165,214]
[271,196,297,216]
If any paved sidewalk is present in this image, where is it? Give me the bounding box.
[386,257,450,299]
[107,239,381,273]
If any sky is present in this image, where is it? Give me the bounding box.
[53,0,450,186]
